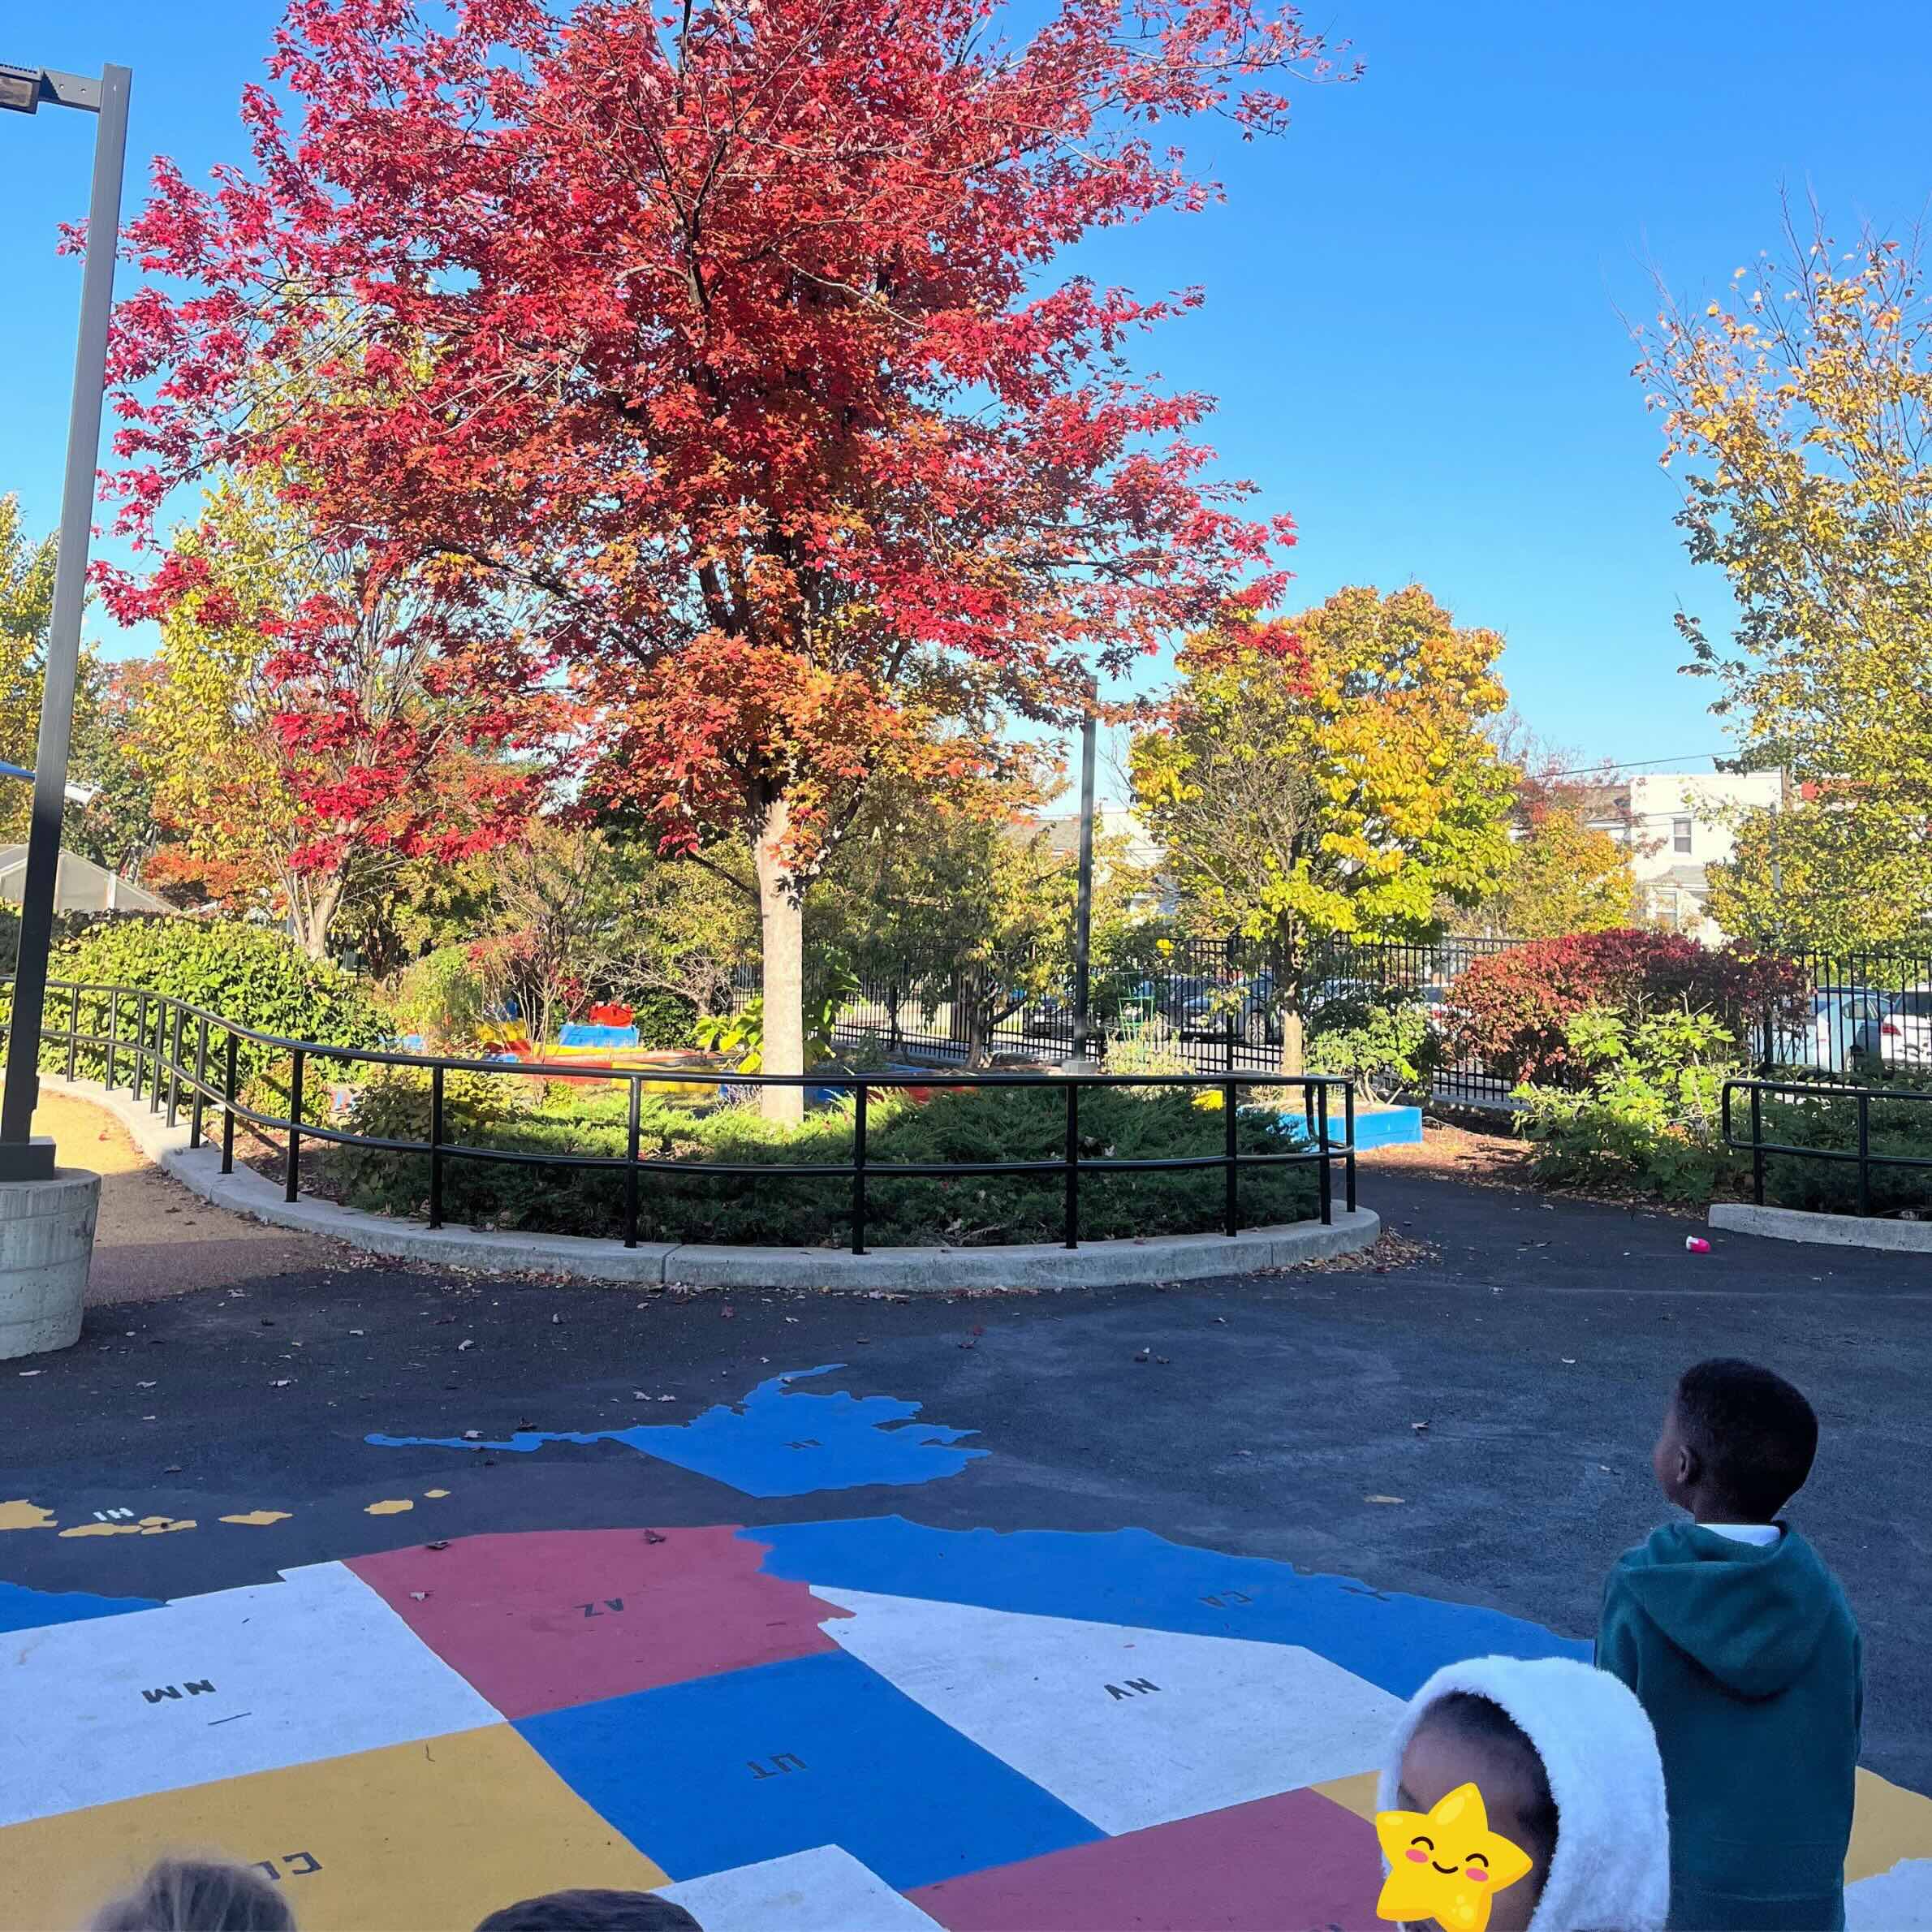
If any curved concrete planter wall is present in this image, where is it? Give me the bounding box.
[54,1075,1379,1293]
[0,1169,100,1359]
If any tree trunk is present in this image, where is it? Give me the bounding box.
[1276,1007,1306,1077]
[753,797,806,1128]
[289,866,347,963]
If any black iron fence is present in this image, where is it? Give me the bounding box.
[1723,1074,1932,1218]
[6,976,1359,1254]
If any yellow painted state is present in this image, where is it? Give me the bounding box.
[58,1516,196,1539]
[364,1499,415,1516]
[220,1511,292,1527]
[0,1499,55,1532]
[1848,1766,1932,1882]
[424,1489,451,1499]
[0,1725,669,1932]
[1312,1768,1382,1823]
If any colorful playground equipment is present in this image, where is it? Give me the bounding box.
[474,1007,727,1101]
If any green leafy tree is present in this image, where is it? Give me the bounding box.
[1707,800,1932,952]
[1131,584,1516,1067]
[1639,205,1932,945]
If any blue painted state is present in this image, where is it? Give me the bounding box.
[1350,1106,1425,1152]
[368,1365,987,1499]
[0,1577,160,1634]
[515,1649,1100,1888]
[745,1517,1588,1700]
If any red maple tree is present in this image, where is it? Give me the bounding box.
[105,0,1339,1113]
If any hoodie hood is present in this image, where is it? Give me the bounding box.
[1378,1655,1670,1932]
[1615,1523,1835,1699]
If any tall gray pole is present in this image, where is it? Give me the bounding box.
[1070,709,1098,1067]
[0,63,132,1179]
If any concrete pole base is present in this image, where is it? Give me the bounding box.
[0,1170,101,1360]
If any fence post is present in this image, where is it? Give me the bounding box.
[1344,1082,1356,1215]
[1063,1078,1080,1249]
[852,1081,869,1256]
[1225,935,1238,1073]
[132,989,148,1102]
[623,1074,640,1250]
[190,1013,209,1150]
[1750,1084,1765,1206]
[166,1003,185,1129]
[429,1063,445,1230]
[1317,1080,1333,1226]
[64,984,79,1083]
[106,986,118,1089]
[286,1049,304,1204]
[149,998,165,1114]
[1857,1088,1871,1218]
[222,1031,238,1175]
[1223,1076,1238,1236]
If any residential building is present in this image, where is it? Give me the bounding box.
[1587,770,1785,942]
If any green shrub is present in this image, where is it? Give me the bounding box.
[1307,993,1438,1102]
[1517,1007,1741,1203]
[329,1076,1321,1246]
[382,945,489,1049]
[628,989,698,1049]
[1756,1074,1932,1217]
[24,916,389,1089]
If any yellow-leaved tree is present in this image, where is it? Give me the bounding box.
[1639,205,1932,950]
[1130,584,1516,1067]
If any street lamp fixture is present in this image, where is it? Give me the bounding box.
[0,57,131,1181]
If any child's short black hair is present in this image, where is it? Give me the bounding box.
[474,1891,702,1932]
[1417,1691,1559,1858]
[1674,1356,1818,1518]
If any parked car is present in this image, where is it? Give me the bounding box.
[1800,988,1900,1072]
[1874,988,1932,1068]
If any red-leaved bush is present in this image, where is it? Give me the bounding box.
[1448,929,1807,1087]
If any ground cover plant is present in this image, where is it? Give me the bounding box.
[329,1075,1322,1248]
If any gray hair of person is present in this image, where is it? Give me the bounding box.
[89,1858,297,1932]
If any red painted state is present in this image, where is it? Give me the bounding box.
[347,1527,847,1720]
[906,1786,1382,1931]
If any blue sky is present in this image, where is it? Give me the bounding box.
[3,0,1930,802]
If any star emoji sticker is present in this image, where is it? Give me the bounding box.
[1374,1781,1534,1932]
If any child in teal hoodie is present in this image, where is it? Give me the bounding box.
[1598,1358,1861,1931]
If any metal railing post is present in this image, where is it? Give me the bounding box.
[1344,1082,1357,1215]
[166,1002,184,1128]
[149,997,165,1114]
[428,1063,445,1229]
[1750,1083,1765,1206]
[1317,1080,1333,1226]
[1063,1079,1080,1249]
[132,989,148,1102]
[221,1030,237,1174]
[1858,1089,1871,1218]
[190,1013,209,1149]
[106,986,118,1089]
[852,1081,869,1256]
[65,984,79,1083]
[286,1049,304,1203]
[623,1075,640,1249]
[1223,1076,1238,1236]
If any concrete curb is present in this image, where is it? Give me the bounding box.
[1710,1200,1932,1254]
[52,1074,1381,1292]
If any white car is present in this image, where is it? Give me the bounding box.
[1874,989,1932,1068]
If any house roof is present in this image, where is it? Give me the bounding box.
[0,847,174,916]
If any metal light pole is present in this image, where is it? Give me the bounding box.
[0,61,132,1181]
[1069,707,1099,1069]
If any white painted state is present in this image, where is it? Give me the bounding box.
[0,1559,499,1825]
[812,1585,1404,1836]
[661,1846,944,1931]
[1848,1858,1932,1930]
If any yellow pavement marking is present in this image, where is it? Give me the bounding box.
[0,1500,55,1532]
[220,1511,293,1527]
[58,1516,196,1538]
[1313,1768,1381,1822]
[1848,1766,1932,1882]
[364,1499,415,1516]
[0,1724,669,1932]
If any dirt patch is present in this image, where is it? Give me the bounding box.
[34,1090,345,1305]
[1360,1113,1537,1189]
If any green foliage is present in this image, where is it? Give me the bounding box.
[693,966,854,1070]
[382,944,489,1049]
[1754,1075,1932,1218]
[330,1077,1319,1247]
[1517,1007,1740,1202]
[1306,994,1438,1102]
[38,916,387,1085]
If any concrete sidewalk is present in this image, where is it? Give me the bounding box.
[33,1089,339,1305]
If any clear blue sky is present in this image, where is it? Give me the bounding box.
[4,0,1930,797]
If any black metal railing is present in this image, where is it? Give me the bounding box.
[5,976,1359,1253]
[1722,1075,1932,1217]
